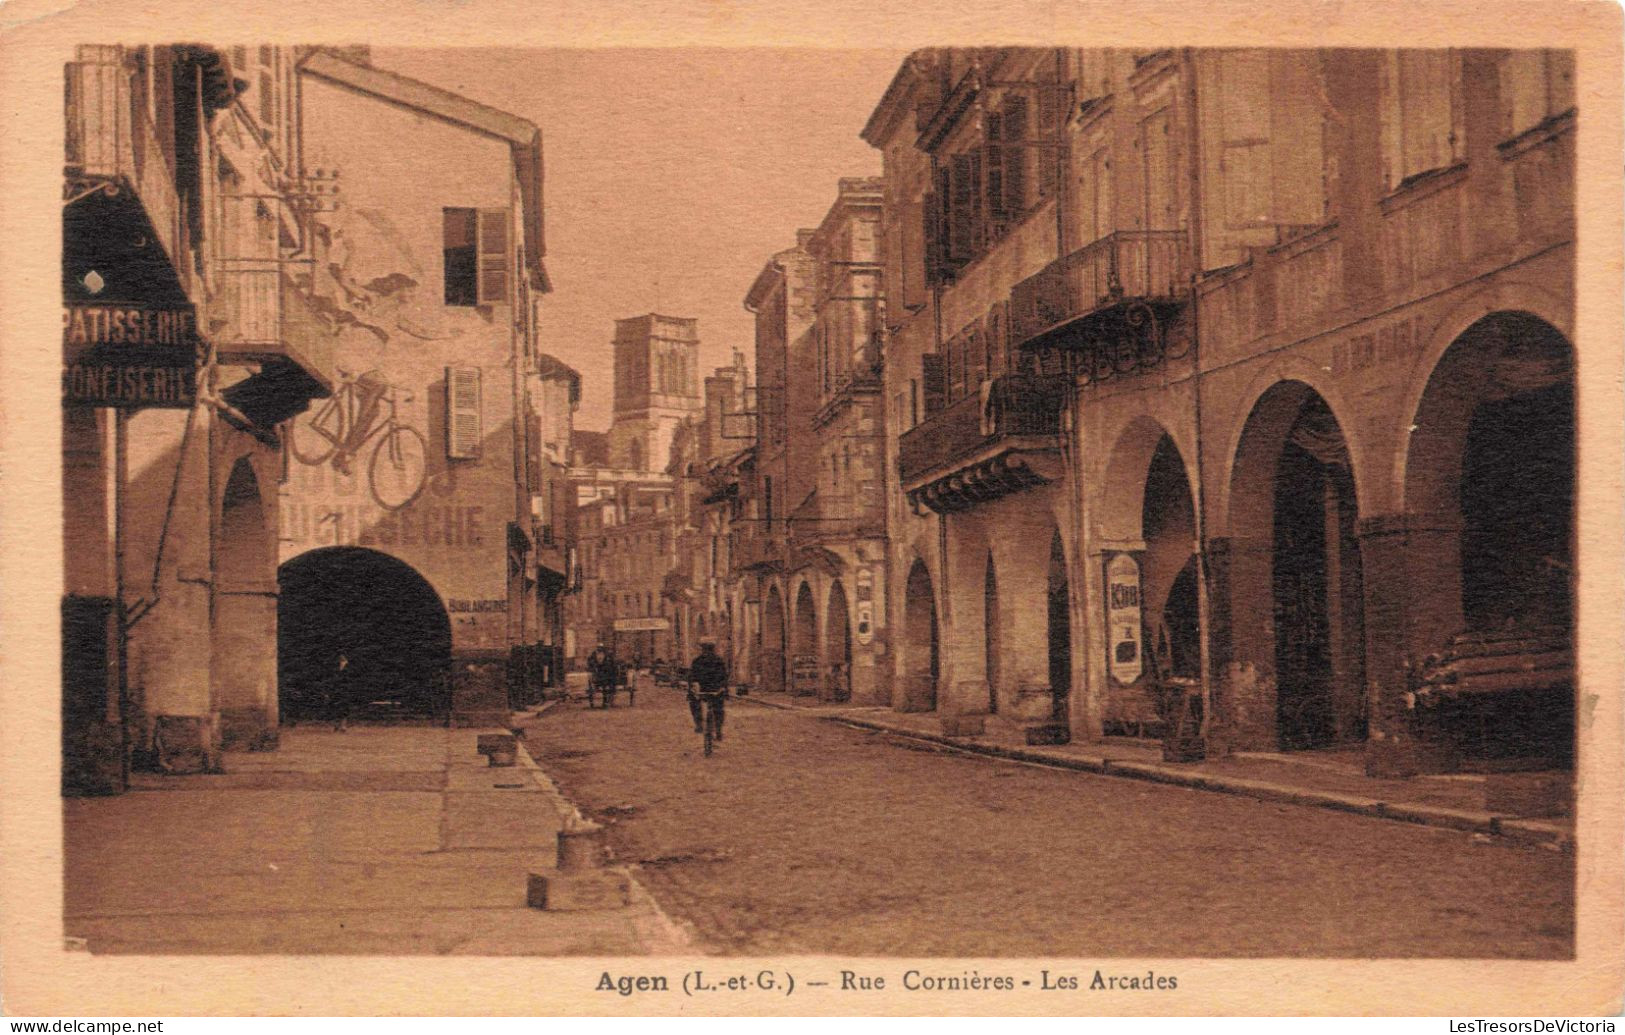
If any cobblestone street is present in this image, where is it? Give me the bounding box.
[526,684,1574,958]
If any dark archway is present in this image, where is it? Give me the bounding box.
[1230,382,1366,751]
[760,583,786,693]
[1046,531,1072,725]
[1405,312,1574,764]
[903,559,939,711]
[826,580,852,703]
[983,554,1000,715]
[277,547,451,721]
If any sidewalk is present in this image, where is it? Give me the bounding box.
[63,720,689,954]
[739,688,1574,850]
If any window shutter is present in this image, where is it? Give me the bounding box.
[921,353,947,416]
[984,110,1006,229]
[926,165,951,282]
[477,209,510,305]
[1035,85,1061,199]
[446,365,483,459]
[949,152,976,262]
[1002,94,1029,216]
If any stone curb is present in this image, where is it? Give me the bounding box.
[786,709,1572,851]
[511,731,696,951]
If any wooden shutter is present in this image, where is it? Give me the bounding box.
[949,152,976,263]
[984,111,1006,230]
[1002,94,1029,216]
[1219,51,1272,233]
[1269,52,1329,227]
[921,353,947,416]
[926,164,951,282]
[477,209,510,305]
[1035,85,1062,199]
[446,365,483,459]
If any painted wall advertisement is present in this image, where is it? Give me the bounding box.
[1106,553,1143,686]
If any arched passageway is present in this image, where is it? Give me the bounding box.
[1143,437,1200,684]
[1229,382,1365,750]
[277,547,451,721]
[1405,312,1574,763]
[215,459,278,747]
[902,559,939,711]
[825,580,852,703]
[760,584,785,693]
[791,582,819,696]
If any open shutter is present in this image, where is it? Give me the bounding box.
[926,164,951,282]
[921,353,947,416]
[477,209,510,305]
[984,110,1006,231]
[949,152,976,263]
[1002,94,1029,216]
[1035,84,1062,199]
[446,365,483,459]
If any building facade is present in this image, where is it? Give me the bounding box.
[270,50,556,728]
[864,48,1575,774]
[62,45,337,790]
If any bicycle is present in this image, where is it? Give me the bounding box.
[690,684,726,756]
[289,368,428,511]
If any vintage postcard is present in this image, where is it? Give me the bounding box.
[2,0,1621,1019]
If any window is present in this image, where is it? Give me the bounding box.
[443,207,510,306]
[1502,50,1575,138]
[445,366,483,459]
[1380,50,1463,190]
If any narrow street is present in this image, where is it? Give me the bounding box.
[526,683,1574,959]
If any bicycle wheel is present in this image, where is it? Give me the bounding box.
[368,424,428,511]
[289,401,343,467]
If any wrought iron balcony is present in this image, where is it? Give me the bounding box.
[1010,230,1191,384]
[896,373,1067,514]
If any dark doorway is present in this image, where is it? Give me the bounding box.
[903,559,939,711]
[1271,399,1365,750]
[1461,381,1574,632]
[277,547,451,721]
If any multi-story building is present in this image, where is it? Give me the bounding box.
[62,45,338,790]
[274,49,554,727]
[864,48,1574,776]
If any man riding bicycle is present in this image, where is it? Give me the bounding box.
[686,638,728,741]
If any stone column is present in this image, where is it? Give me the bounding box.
[215,581,280,750]
[1205,535,1277,752]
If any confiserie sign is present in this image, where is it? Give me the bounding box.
[62,303,201,409]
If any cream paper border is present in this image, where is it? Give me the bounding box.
[2,0,1621,1017]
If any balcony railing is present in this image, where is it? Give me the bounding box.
[897,373,1066,493]
[65,53,187,286]
[213,263,337,393]
[1010,230,1189,347]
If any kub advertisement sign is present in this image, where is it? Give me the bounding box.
[855,567,875,645]
[1106,553,1143,686]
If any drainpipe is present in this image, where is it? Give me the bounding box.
[114,409,131,787]
[1181,48,1216,746]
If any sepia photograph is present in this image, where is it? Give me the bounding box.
[5,0,1623,1019]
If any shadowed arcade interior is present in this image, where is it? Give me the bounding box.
[277,547,452,721]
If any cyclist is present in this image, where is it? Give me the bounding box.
[686,638,728,741]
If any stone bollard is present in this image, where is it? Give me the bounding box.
[527,815,631,911]
[476,732,517,767]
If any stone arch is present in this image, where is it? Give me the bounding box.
[1399,312,1573,759]
[901,556,939,712]
[760,582,786,693]
[1223,380,1367,750]
[792,579,819,695]
[276,546,452,722]
[1097,414,1197,544]
[215,457,278,749]
[1214,358,1373,532]
[825,579,853,703]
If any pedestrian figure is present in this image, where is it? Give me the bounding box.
[687,638,729,740]
[330,651,352,732]
[587,644,614,708]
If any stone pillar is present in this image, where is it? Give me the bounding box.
[1206,536,1277,752]
[215,583,280,751]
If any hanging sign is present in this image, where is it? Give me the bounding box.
[62,303,201,409]
[1106,553,1143,686]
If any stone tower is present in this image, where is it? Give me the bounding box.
[607,313,703,472]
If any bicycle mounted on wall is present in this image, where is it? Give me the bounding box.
[289,369,429,511]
